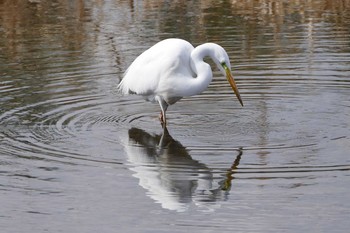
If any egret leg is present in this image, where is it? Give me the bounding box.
[155,96,168,125]
[159,111,166,124]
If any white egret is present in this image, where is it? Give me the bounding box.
[118,38,243,125]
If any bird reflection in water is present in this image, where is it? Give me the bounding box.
[124,127,242,212]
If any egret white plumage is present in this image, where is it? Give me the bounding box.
[118,38,243,125]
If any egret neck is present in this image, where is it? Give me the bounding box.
[187,43,217,96]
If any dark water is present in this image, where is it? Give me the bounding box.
[1,0,350,232]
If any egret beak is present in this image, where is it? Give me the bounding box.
[222,64,243,106]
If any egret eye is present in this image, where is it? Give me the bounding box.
[221,62,229,71]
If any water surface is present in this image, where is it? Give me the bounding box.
[1,0,350,232]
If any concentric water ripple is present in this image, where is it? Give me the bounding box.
[2,64,348,166]
[1,93,123,164]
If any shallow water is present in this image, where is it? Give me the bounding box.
[1,0,350,232]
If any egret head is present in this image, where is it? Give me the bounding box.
[211,44,243,107]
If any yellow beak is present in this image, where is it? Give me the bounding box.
[223,64,243,106]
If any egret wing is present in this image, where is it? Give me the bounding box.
[118,39,194,99]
